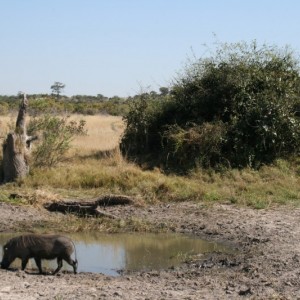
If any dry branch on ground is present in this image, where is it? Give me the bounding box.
[44,194,136,218]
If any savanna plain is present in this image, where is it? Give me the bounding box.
[0,114,300,299]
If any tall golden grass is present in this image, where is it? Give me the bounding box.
[69,114,124,153]
[0,114,124,152]
[0,114,16,138]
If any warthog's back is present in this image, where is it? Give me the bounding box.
[11,234,74,259]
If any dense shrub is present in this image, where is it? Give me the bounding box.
[121,42,300,170]
[120,93,171,158]
[162,122,227,169]
[28,115,87,167]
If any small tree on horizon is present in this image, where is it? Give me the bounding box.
[51,82,65,99]
[159,87,169,96]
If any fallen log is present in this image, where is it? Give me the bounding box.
[44,194,135,217]
[45,202,97,215]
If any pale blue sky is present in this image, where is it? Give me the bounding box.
[1,0,300,97]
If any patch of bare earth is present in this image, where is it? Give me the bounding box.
[0,202,299,299]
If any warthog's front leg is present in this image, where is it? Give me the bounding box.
[21,257,29,271]
[53,258,63,275]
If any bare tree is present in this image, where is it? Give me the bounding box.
[2,94,37,182]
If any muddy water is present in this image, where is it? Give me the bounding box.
[0,233,231,276]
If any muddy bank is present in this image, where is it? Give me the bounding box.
[0,201,300,299]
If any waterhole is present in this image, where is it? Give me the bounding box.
[0,233,232,276]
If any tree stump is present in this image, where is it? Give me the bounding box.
[2,94,37,182]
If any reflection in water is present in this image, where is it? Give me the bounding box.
[0,233,231,276]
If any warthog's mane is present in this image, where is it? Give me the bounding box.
[9,234,62,249]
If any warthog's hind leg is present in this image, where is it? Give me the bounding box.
[34,257,43,274]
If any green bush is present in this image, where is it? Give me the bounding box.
[121,93,170,158]
[162,122,227,169]
[28,115,87,168]
[121,41,300,170]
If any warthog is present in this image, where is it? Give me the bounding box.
[1,234,78,274]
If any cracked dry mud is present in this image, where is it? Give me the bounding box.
[0,201,299,299]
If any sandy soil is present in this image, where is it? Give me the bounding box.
[0,201,299,299]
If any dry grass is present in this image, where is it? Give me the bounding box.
[0,113,124,152]
[69,114,124,153]
[17,213,158,234]
[0,114,16,138]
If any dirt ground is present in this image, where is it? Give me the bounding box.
[0,201,299,299]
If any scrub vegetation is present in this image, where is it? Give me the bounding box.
[0,41,299,212]
[0,114,299,210]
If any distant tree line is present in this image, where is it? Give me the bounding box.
[0,94,128,116]
[0,88,169,117]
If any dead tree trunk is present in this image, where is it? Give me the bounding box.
[2,94,37,182]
